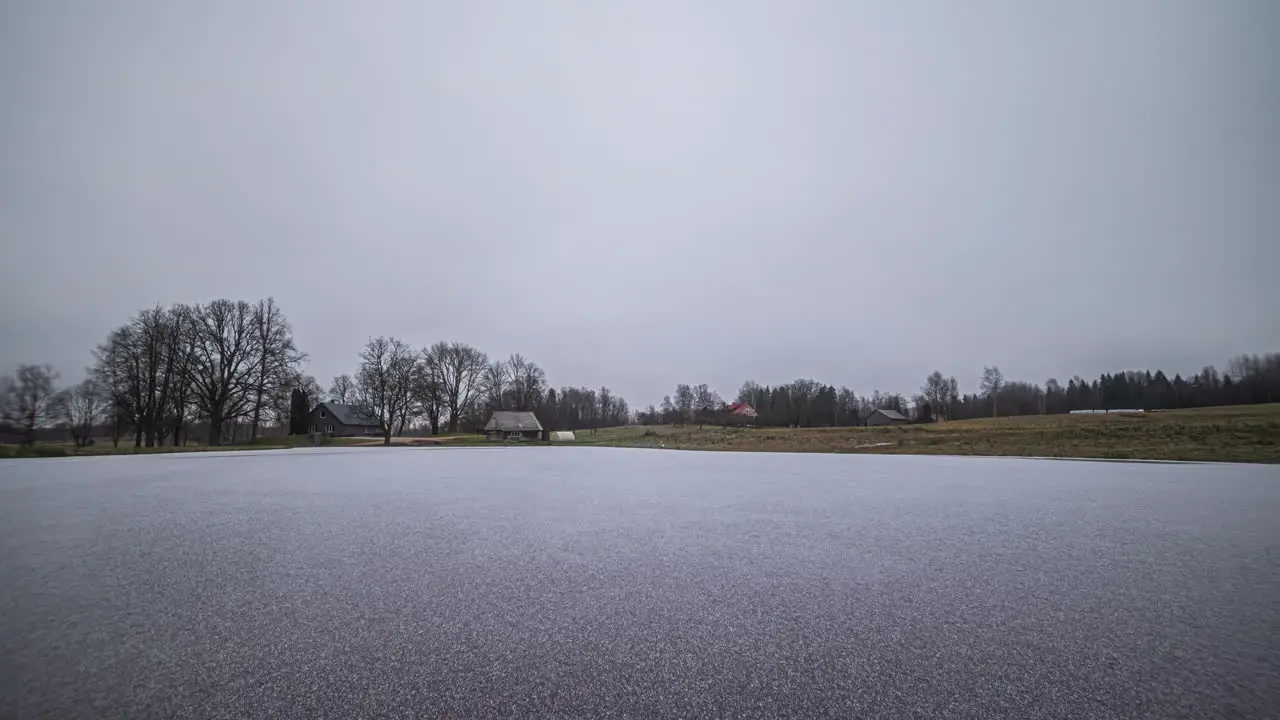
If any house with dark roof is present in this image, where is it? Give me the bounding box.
[483,411,544,441]
[309,402,381,436]
[866,408,909,427]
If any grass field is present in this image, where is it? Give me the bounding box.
[572,404,1280,464]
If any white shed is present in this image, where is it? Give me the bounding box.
[550,431,576,441]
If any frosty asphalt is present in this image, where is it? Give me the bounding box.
[1,448,1277,718]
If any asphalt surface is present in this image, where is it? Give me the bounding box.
[1,448,1277,719]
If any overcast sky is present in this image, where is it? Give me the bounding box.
[2,1,1277,406]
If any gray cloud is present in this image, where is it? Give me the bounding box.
[2,0,1277,405]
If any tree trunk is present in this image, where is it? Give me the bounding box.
[208,414,223,446]
[250,388,264,441]
[24,408,36,446]
[383,429,392,446]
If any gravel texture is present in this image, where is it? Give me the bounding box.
[1,448,1277,718]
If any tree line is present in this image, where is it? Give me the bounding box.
[943,357,1280,420]
[636,380,900,428]
[0,298,315,447]
[0,301,636,447]
[327,337,631,444]
[634,352,1280,428]
[3,306,1275,445]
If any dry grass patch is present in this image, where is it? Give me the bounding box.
[579,404,1280,463]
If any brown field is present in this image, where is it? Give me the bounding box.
[5,405,1278,462]
[573,404,1280,463]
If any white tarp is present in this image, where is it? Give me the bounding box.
[551,431,576,441]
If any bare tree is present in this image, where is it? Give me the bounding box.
[980,366,1004,417]
[1,364,60,445]
[597,386,612,432]
[507,354,546,411]
[269,371,323,435]
[165,306,197,446]
[503,354,527,405]
[413,352,447,435]
[736,381,763,406]
[329,374,355,404]
[611,396,631,427]
[185,300,259,445]
[148,306,191,447]
[480,359,509,412]
[353,336,415,445]
[693,384,720,410]
[692,384,721,427]
[82,298,311,447]
[0,374,13,429]
[92,306,187,447]
[660,395,676,424]
[921,371,949,421]
[58,377,106,447]
[429,341,487,432]
[836,386,859,426]
[248,298,302,441]
[673,384,694,425]
[911,393,930,421]
[112,310,156,447]
[92,339,131,447]
[393,365,417,437]
[301,375,323,408]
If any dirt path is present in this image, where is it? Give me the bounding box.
[350,436,471,447]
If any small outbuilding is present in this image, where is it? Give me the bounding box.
[866,408,909,427]
[484,411,544,441]
[550,431,576,442]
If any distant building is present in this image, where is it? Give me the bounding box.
[309,402,381,436]
[484,411,544,441]
[866,408,909,427]
[725,402,758,425]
